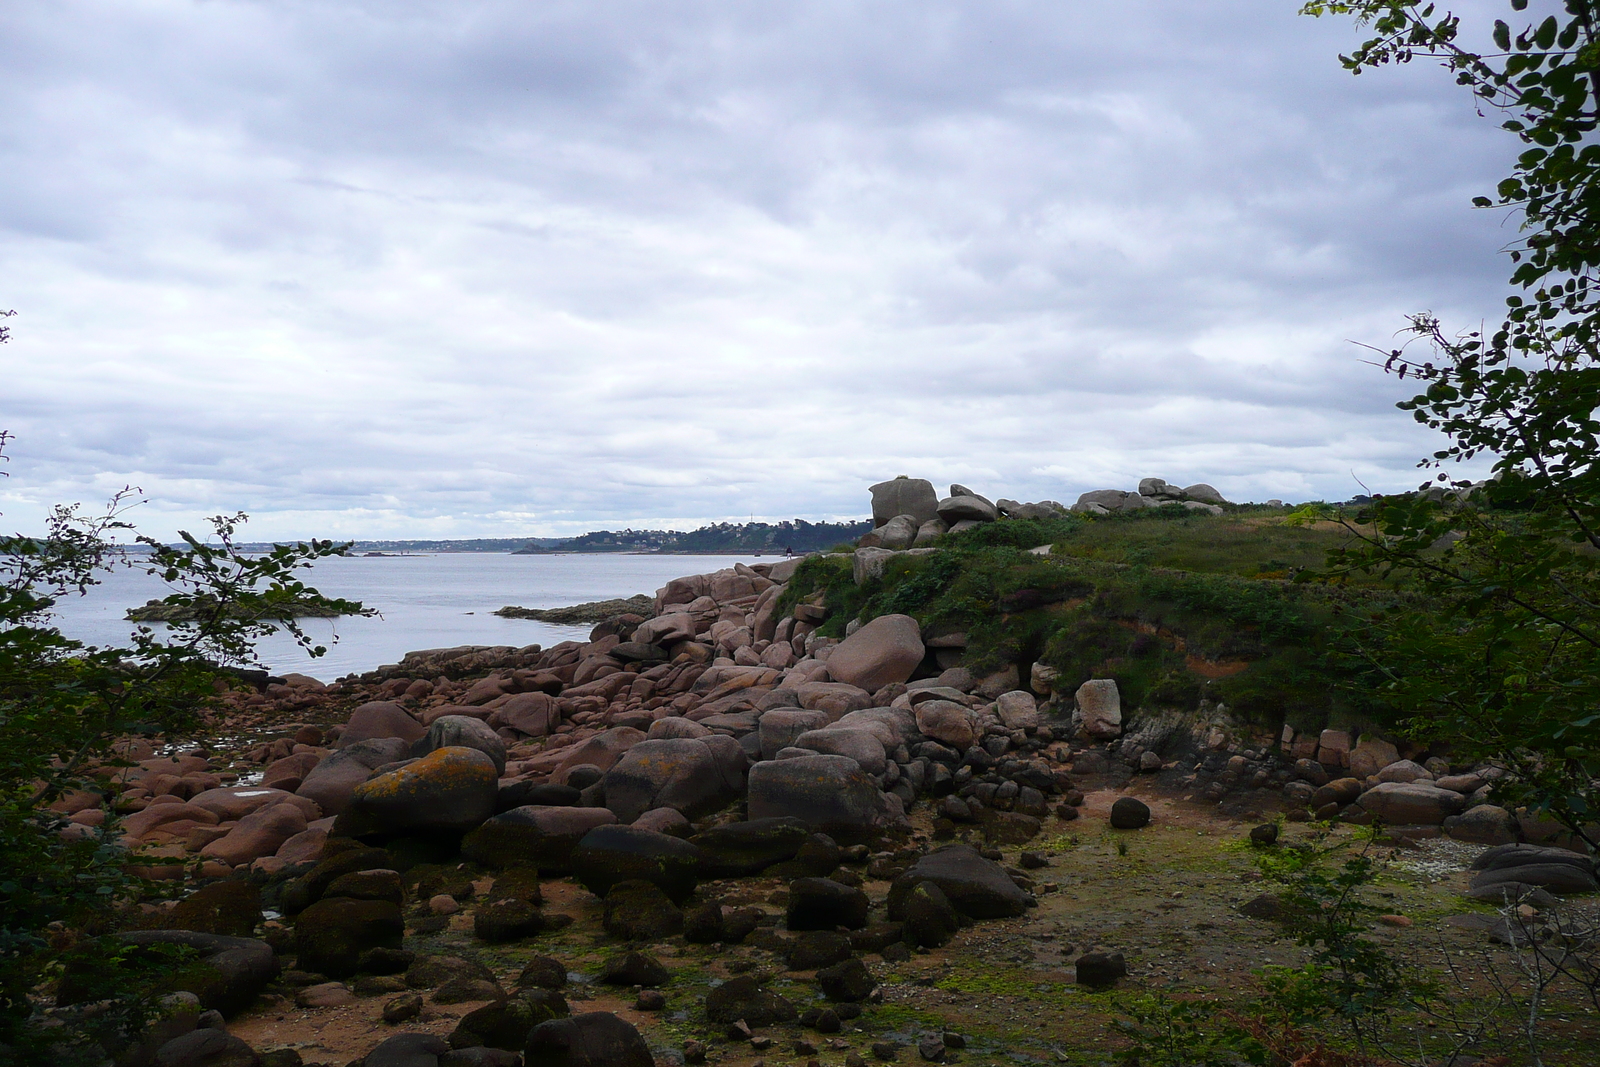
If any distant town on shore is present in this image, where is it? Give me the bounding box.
[220,518,876,556]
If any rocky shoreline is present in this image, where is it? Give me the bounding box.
[50,479,1599,1067]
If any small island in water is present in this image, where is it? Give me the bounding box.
[493,594,654,623]
[125,594,363,622]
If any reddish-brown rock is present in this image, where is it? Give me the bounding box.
[824,615,924,692]
[337,701,426,748]
[201,802,308,866]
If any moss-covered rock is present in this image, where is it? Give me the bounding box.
[451,988,570,1050]
[689,816,811,877]
[570,825,702,904]
[168,881,262,938]
[474,899,550,943]
[322,868,404,906]
[293,897,403,978]
[489,867,544,905]
[277,845,392,916]
[704,975,796,1026]
[601,880,682,941]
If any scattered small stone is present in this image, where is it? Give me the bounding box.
[727,1020,755,1042]
[803,1006,842,1033]
[917,1035,946,1061]
[1248,823,1279,847]
[600,950,669,987]
[634,989,666,1011]
[1239,893,1287,921]
[382,992,422,1024]
[429,894,459,915]
[1378,914,1413,927]
[683,1039,707,1064]
[751,1035,774,1050]
[942,1032,966,1049]
[871,1040,900,1061]
[1018,851,1049,869]
[1074,950,1128,987]
[295,981,355,1008]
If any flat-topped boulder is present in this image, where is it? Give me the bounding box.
[341,746,499,835]
[337,701,426,748]
[463,806,619,872]
[887,844,1031,919]
[602,737,744,823]
[746,754,904,844]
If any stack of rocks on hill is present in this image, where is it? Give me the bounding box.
[1071,476,1230,516]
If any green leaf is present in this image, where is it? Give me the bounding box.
[1534,15,1557,50]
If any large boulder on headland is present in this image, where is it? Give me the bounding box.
[793,681,875,718]
[602,880,684,941]
[602,738,741,824]
[1110,797,1151,829]
[1468,844,1599,894]
[887,844,1031,920]
[296,737,410,816]
[870,477,939,528]
[549,728,648,781]
[342,746,499,835]
[1348,737,1402,780]
[759,709,833,761]
[914,701,977,750]
[569,825,702,904]
[151,1028,260,1067]
[199,800,308,866]
[525,1011,654,1067]
[786,877,870,931]
[418,715,507,775]
[492,691,560,737]
[118,930,278,1016]
[746,754,903,844]
[189,787,317,823]
[453,990,570,1051]
[293,897,404,978]
[937,495,998,524]
[1357,782,1466,825]
[462,806,618,872]
[361,1034,449,1067]
[704,975,797,1026]
[793,727,887,775]
[870,514,920,551]
[690,817,812,877]
[825,615,924,691]
[1075,679,1122,739]
[338,701,427,748]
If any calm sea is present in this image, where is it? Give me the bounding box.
[42,552,769,682]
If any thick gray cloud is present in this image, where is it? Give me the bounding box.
[1,0,1520,539]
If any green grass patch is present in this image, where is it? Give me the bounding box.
[1048,509,1370,580]
[777,511,1409,734]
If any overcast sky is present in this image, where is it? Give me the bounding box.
[1,1,1520,540]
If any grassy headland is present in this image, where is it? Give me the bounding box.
[781,506,1401,736]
